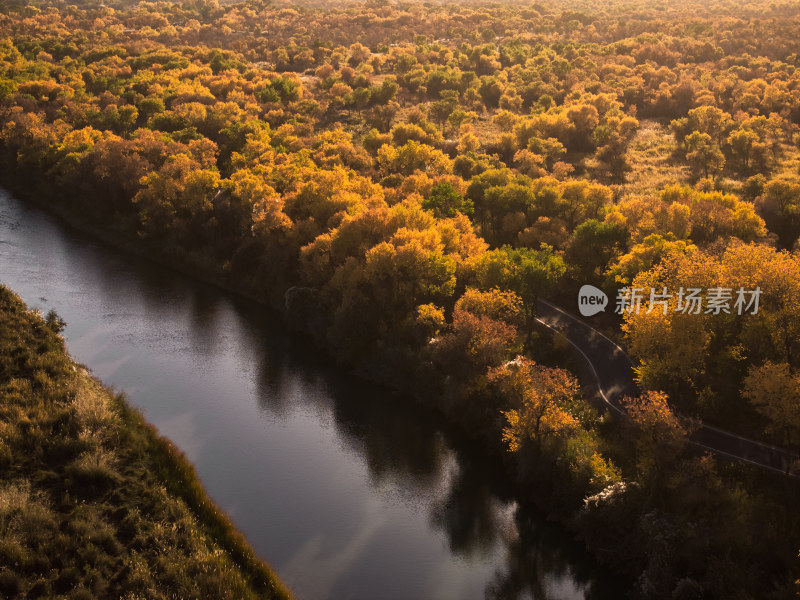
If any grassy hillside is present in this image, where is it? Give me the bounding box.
[0,284,291,600]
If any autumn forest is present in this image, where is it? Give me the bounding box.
[1,0,800,597]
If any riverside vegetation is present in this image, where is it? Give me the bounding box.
[1,0,800,597]
[0,284,292,599]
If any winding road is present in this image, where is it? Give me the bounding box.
[535,298,800,477]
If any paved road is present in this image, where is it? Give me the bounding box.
[535,298,800,477]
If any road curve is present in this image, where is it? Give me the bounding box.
[535,298,800,477]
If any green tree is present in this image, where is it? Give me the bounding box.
[566,219,628,281]
[422,182,474,218]
[684,131,724,180]
[477,246,565,342]
[755,180,800,250]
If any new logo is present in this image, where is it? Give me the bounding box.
[578,285,608,316]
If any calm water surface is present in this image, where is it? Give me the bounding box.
[0,189,620,599]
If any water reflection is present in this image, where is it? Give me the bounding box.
[240,305,619,599]
[0,189,624,599]
[432,457,512,558]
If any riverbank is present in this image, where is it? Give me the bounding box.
[2,178,584,498]
[1,187,623,598]
[0,283,292,599]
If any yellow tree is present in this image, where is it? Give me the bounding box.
[490,357,581,452]
[621,391,689,480]
[228,168,292,237]
[283,166,385,243]
[133,153,221,240]
[623,241,800,417]
[742,362,800,448]
[621,249,717,404]
[377,140,453,177]
[720,242,800,370]
[432,305,520,380]
[454,288,525,330]
[607,234,697,286]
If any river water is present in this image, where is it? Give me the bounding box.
[0,188,620,599]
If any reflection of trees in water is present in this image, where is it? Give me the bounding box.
[428,454,612,599]
[251,328,295,418]
[60,223,244,361]
[249,308,330,418]
[430,458,511,558]
[250,319,448,491]
[484,516,575,600]
[327,372,449,494]
[484,503,623,600]
[239,298,620,598]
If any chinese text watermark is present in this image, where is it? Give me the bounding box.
[577,285,762,316]
[614,286,761,315]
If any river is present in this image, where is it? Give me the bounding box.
[0,188,621,599]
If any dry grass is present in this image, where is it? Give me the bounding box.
[623,119,800,199]
[0,284,292,600]
[621,119,690,196]
[0,480,31,518]
[469,112,502,143]
[771,141,800,182]
[66,448,120,484]
[72,369,119,442]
